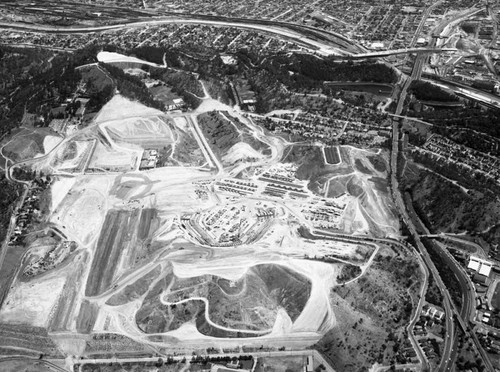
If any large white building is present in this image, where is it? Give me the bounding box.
[468,256,493,278]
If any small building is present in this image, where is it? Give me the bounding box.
[473,273,491,286]
[226,360,240,369]
[370,42,385,50]
[139,159,155,170]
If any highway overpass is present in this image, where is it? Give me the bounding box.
[350,47,457,59]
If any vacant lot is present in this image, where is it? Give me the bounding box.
[254,356,304,372]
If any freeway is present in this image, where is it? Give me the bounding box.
[428,239,496,372]
[0,15,456,59]
[383,2,500,368]
[424,233,489,258]
[390,83,494,372]
[423,77,500,109]
[388,6,459,369]
[0,14,364,56]
[348,47,456,59]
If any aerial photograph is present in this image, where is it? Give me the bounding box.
[0,0,500,371]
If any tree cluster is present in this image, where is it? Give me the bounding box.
[408,80,458,102]
[100,62,165,111]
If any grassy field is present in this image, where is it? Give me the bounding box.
[150,85,180,105]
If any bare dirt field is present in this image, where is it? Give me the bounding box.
[87,141,137,173]
[76,299,99,334]
[2,128,60,163]
[106,265,161,306]
[103,116,174,148]
[48,251,88,332]
[85,209,141,297]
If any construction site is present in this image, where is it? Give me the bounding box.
[0,82,408,367]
